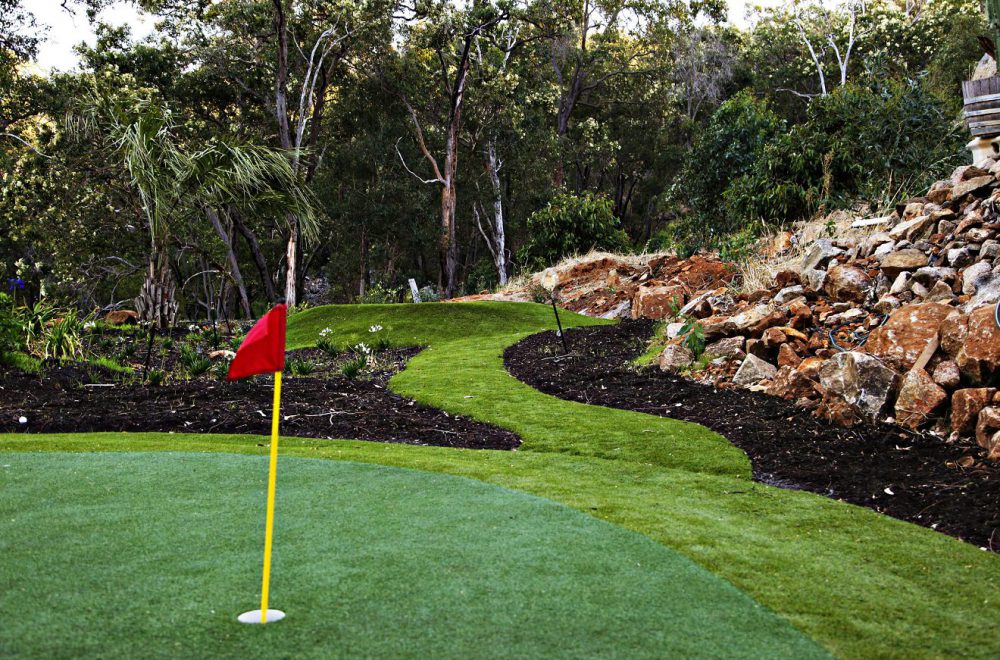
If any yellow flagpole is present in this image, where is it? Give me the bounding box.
[259,370,282,623]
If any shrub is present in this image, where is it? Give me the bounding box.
[358,282,401,304]
[518,192,630,271]
[146,369,167,386]
[0,293,22,354]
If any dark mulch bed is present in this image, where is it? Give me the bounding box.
[1,347,519,451]
[504,320,1000,550]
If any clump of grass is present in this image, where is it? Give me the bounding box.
[178,344,211,377]
[1,351,42,375]
[87,356,133,374]
[146,369,166,386]
[317,328,340,357]
[341,355,367,380]
[287,358,317,377]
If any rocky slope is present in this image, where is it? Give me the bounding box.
[465,162,1000,459]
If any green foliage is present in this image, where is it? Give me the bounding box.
[678,318,706,357]
[146,368,166,386]
[0,293,22,354]
[87,356,132,374]
[518,192,630,271]
[287,358,317,376]
[43,316,83,362]
[316,330,340,357]
[732,78,965,225]
[340,355,367,380]
[358,282,401,305]
[0,350,40,374]
[179,344,211,377]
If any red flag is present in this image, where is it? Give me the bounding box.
[228,304,287,381]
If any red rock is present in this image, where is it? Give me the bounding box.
[766,366,817,400]
[104,310,139,325]
[951,388,997,435]
[954,305,1000,385]
[797,357,825,379]
[824,265,872,303]
[895,369,948,430]
[931,360,961,390]
[762,327,788,349]
[777,343,802,368]
[865,302,955,372]
[976,407,1000,451]
[630,283,687,320]
[775,270,800,288]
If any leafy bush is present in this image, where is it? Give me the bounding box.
[0,293,23,354]
[518,192,630,270]
[358,282,401,304]
[317,328,340,357]
[730,79,965,226]
[146,369,167,386]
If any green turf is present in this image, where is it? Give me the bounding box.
[4,301,1000,658]
[0,452,824,659]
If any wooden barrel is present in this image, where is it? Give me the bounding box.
[963,76,1000,137]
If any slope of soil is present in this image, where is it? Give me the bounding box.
[504,320,1000,550]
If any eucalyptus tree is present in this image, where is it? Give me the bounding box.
[71,89,317,327]
[392,0,510,298]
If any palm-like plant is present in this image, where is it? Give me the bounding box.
[69,89,317,328]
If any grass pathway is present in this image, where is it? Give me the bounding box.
[3,302,999,658]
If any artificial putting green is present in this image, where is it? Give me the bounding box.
[0,452,824,658]
[4,301,1000,658]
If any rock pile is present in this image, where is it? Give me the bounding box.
[654,162,1000,459]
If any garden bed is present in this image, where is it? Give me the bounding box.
[1,344,519,451]
[504,320,1000,550]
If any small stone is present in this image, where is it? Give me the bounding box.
[880,249,929,279]
[873,295,903,315]
[801,239,844,271]
[932,360,961,389]
[774,285,805,304]
[951,175,995,199]
[947,247,974,267]
[965,227,993,243]
[962,260,995,295]
[924,280,957,304]
[766,366,817,400]
[762,327,788,349]
[800,268,827,293]
[824,265,872,303]
[703,336,746,361]
[981,240,1000,260]
[658,344,694,374]
[777,343,802,368]
[888,216,935,242]
[733,354,778,386]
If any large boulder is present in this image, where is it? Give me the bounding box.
[976,408,1000,460]
[733,354,777,386]
[819,351,900,420]
[824,265,872,303]
[951,388,996,435]
[766,366,818,400]
[865,302,955,372]
[954,305,1000,384]
[631,284,686,320]
[894,369,948,430]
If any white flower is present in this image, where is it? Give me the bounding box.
[18,416,27,425]
[188,324,200,333]
[319,327,333,337]
[369,324,383,333]
[355,342,371,355]
[83,321,96,330]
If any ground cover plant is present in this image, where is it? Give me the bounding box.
[3,302,1000,658]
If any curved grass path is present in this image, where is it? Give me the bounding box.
[0,452,823,658]
[3,302,1000,658]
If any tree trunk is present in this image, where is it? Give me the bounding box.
[484,140,507,285]
[284,217,299,306]
[231,212,276,303]
[135,246,178,330]
[205,207,252,319]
